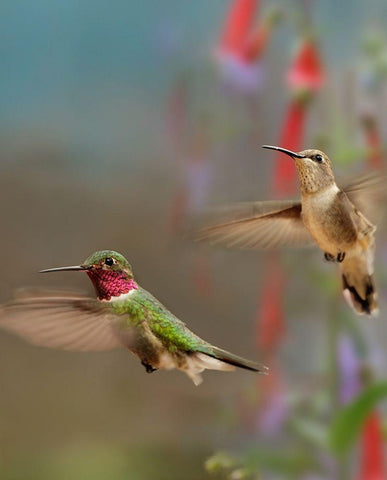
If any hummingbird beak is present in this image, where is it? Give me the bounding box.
[39,265,90,273]
[262,145,306,159]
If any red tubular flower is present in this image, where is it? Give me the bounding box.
[166,77,189,155]
[193,253,212,298]
[271,38,325,196]
[166,78,189,236]
[242,8,281,63]
[357,410,385,480]
[272,99,307,196]
[255,36,326,356]
[218,0,258,58]
[287,39,325,92]
[256,254,286,353]
[362,114,384,169]
[242,21,269,62]
[168,188,187,236]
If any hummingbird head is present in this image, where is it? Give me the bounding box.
[262,146,336,194]
[41,250,138,301]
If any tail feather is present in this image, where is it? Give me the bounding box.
[183,348,267,386]
[340,248,378,316]
[202,346,268,373]
[342,274,378,316]
[183,352,235,386]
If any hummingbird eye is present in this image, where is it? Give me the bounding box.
[104,257,114,267]
[315,154,323,163]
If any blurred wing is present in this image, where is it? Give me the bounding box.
[194,200,314,249]
[341,171,387,224]
[0,289,125,351]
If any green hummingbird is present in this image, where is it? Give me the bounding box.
[0,250,266,385]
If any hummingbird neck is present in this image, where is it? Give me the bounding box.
[86,269,138,301]
[300,178,337,195]
[296,164,336,194]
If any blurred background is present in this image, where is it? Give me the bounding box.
[0,1,386,478]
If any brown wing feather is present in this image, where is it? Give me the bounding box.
[341,171,387,224]
[195,200,314,249]
[0,289,125,351]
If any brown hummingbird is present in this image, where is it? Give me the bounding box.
[195,146,386,316]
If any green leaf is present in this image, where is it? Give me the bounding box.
[329,381,387,457]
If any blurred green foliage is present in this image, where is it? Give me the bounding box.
[1,443,210,480]
[329,381,387,457]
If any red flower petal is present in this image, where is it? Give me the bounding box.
[242,22,270,62]
[272,99,307,196]
[357,411,385,480]
[362,115,384,169]
[256,255,286,352]
[218,0,259,57]
[287,39,325,91]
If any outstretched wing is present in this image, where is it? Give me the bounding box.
[341,171,387,224]
[194,200,314,249]
[0,289,126,351]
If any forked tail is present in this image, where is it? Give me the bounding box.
[341,247,378,316]
[185,346,268,386]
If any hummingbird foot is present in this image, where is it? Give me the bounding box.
[336,252,346,263]
[324,252,336,262]
[141,361,158,374]
[324,252,346,263]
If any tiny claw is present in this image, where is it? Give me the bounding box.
[324,252,336,262]
[141,362,157,374]
[337,252,346,263]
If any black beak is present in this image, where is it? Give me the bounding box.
[40,265,89,273]
[262,145,306,159]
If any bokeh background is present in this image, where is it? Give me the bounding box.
[0,1,386,479]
